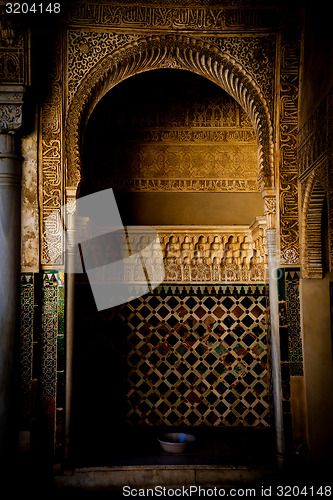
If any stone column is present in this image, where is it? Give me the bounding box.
[0,86,25,461]
[264,191,285,465]
[64,188,81,463]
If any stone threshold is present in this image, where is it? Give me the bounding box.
[54,464,277,492]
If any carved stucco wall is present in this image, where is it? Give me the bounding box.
[81,69,260,196]
[27,2,301,270]
[298,91,333,277]
[3,0,307,464]
[0,13,37,272]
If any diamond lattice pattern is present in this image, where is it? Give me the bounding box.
[117,285,270,427]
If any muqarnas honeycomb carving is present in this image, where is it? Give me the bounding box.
[117,285,271,428]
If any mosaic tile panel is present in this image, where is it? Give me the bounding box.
[285,270,303,376]
[113,285,271,428]
[20,270,65,457]
[41,272,58,400]
[55,272,65,457]
[41,271,65,401]
[19,273,35,426]
[277,267,303,451]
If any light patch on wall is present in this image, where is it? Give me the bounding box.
[21,124,39,272]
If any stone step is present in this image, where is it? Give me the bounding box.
[54,464,276,493]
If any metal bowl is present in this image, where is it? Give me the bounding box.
[158,432,196,454]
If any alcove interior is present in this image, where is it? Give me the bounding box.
[70,69,276,467]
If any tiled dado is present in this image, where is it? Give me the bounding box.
[278,269,302,377]
[19,273,36,428]
[19,271,65,453]
[278,268,302,447]
[113,284,271,428]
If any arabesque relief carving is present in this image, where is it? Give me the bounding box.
[39,3,285,266]
[85,143,259,193]
[40,34,63,265]
[202,35,275,113]
[279,35,300,265]
[67,31,275,112]
[76,221,267,285]
[67,31,141,104]
[298,89,332,274]
[83,74,260,193]
[160,221,267,284]
[298,98,328,179]
[65,34,274,191]
[65,2,280,32]
[0,15,27,85]
[0,103,23,132]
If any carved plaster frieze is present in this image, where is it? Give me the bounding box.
[141,129,256,142]
[40,34,63,266]
[90,178,259,193]
[158,223,268,285]
[86,142,259,193]
[65,2,281,32]
[75,222,268,285]
[202,35,275,113]
[301,171,327,278]
[263,194,276,230]
[0,15,27,85]
[0,103,22,132]
[67,31,141,104]
[298,91,332,275]
[82,73,260,192]
[298,97,328,180]
[279,36,300,265]
[67,31,276,113]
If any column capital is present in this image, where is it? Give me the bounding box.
[0,85,25,134]
[262,189,277,230]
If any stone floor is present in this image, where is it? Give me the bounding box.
[6,427,332,499]
[70,426,276,468]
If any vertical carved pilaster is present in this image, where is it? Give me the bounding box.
[263,191,277,230]
[279,11,301,265]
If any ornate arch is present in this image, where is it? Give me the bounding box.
[301,171,327,278]
[65,34,274,192]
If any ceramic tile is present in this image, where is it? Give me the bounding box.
[19,273,34,426]
[116,285,270,427]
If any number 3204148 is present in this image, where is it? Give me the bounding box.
[276,485,331,497]
[5,3,61,14]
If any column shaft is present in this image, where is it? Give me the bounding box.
[266,228,285,464]
[0,133,22,459]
